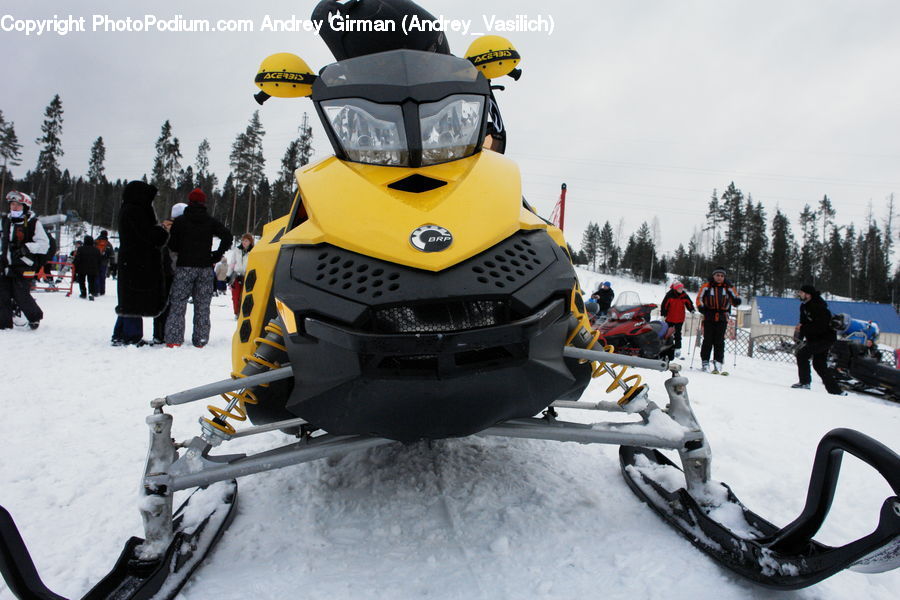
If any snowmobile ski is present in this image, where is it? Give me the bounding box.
[0,480,237,600]
[620,428,900,589]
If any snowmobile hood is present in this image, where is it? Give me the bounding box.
[282,150,552,271]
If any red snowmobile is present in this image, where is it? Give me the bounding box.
[591,291,676,360]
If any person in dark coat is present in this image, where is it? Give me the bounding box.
[660,280,695,358]
[152,202,186,345]
[793,284,844,395]
[164,188,231,348]
[592,281,615,315]
[1,191,49,329]
[113,181,169,345]
[73,235,101,300]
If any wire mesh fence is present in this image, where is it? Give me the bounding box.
[683,331,897,368]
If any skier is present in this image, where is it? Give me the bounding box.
[792,284,845,395]
[592,281,615,315]
[73,235,101,300]
[660,280,695,359]
[695,267,741,373]
[164,188,231,348]
[0,191,49,330]
[227,233,255,319]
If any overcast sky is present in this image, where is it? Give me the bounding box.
[2,0,898,253]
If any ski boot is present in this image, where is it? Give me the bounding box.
[701,361,709,372]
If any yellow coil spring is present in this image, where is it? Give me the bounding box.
[202,323,286,435]
[565,320,644,406]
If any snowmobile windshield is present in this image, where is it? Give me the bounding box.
[319,49,481,88]
[614,291,641,307]
[314,50,490,167]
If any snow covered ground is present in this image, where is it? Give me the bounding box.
[1,274,899,600]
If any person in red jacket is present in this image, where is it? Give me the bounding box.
[695,267,741,372]
[660,280,695,359]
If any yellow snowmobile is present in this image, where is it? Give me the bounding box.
[1,2,898,598]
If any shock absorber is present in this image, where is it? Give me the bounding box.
[566,287,644,405]
[201,320,288,443]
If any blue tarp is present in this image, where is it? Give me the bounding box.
[755,296,900,333]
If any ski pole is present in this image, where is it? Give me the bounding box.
[689,314,703,369]
[732,315,738,370]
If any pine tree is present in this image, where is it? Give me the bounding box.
[823,227,846,297]
[769,209,795,297]
[598,221,615,271]
[720,182,745,283]
[229,111,266,233]
[842,225,857,299]
[797,204,819,286]
[273,113,314,220]
[0,111,23,199]
[704,189,724,262]
[195,138,218,194]
[151,120,182,213]
[86,136,106,232]
[580,221,601,269]
[741,199,768,295]
[35,94,65,213]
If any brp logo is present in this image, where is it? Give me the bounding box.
[410,225,453,253]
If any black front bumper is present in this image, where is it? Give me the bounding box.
[286,298,587,441]
[250,230,591,441]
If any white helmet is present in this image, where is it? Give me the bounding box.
[6,190,32,208]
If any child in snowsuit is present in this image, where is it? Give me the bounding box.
[660,281,695,359]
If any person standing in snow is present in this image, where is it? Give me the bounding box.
[592,281,615,315]
[113,181,169,345]
[151,202,186,345]
[73,234,101,300]
[227,233,255,320]
[164,188,231,348]
[93,230,114,296]
[0,191,49,330]
[695,267,741,373]
[660,280,695,359]
[214,255,229,296]
[792,284,844,395]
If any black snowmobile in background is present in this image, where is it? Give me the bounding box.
[829,314,899,401]
[2,1,899,599]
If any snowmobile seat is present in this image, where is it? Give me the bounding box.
[648,320,669,338]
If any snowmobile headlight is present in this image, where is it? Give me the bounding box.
[274,298,298,335]
[620,311,635,320]
[419,95,485,166]
[322,98,408,166]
